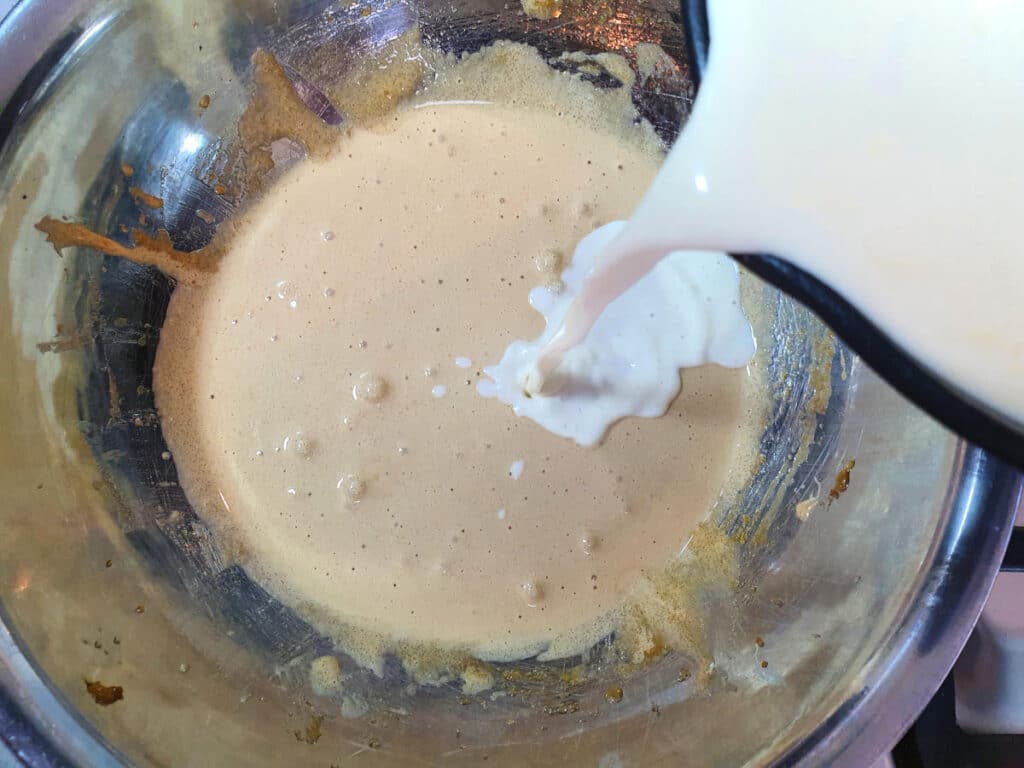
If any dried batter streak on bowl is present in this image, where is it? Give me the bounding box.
[34,217,217,282]
[293,714,322,745]
[128,186,164,210]
[829,459,856,502]
[236,50,343,187]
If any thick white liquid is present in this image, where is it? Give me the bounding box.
[535,0,1024,429]
[479,220,754,445]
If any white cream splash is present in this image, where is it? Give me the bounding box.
[478,221,755,445]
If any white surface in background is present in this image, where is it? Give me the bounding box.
[955,571,1024,734]
[955,508,1024,732]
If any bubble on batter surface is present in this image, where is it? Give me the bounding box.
[352,372,388,402]
[337,473,367,505]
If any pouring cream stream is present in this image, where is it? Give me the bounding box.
[524,0,1024,430]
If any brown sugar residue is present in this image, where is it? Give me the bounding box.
[129,186,164,210]
[829,459,856,502]
[237,50,341,188]
[294,714,323,744]
[120,163,134,177]
[35,217,217,281]
[604,686,623,703]
[558,664,587,687]
[806,333,836,415]
[521,0,562,19]
[642,634,668,660]
[542,696,580,716]
[614,522,740,683]
[85,679,123,706]
[198,94,211,109]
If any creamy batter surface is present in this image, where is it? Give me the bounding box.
[155,53,764,662]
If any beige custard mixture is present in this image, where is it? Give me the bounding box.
[153,43,766,666]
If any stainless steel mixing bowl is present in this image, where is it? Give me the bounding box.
[0,0,1020,765]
